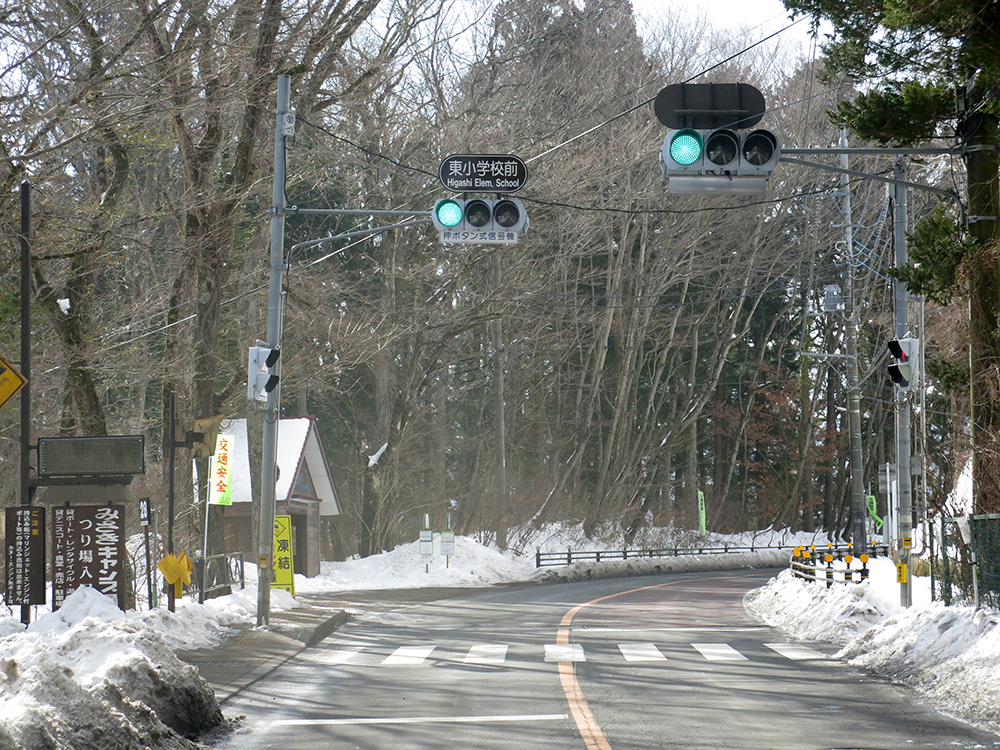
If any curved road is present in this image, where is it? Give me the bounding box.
[219,569,1000,750]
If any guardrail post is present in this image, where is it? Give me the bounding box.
[596,551,601,563]
[567,547,572,565]
[536,548,541,568]
[791,548,802,579]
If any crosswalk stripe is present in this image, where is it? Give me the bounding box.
[328,641,828,666]
[464,644,509,664]
[691,643,747,661]
[617,643,667,662]
[327,646,365,664]
[545,643,585,662]
[764,643,827,660]
[383,646,436,665]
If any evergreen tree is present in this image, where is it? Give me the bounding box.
[783,0,1000,512]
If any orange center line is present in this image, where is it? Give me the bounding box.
[555,573,763,750]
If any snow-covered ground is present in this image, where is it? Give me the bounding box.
[1,525,998,748]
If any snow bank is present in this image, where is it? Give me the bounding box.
[745,561,1000,735]
[0,587,226,750]
[4,525,1000,745]
[535,548,789,583]
[295,533,538,592]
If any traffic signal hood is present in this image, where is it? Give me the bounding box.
[433,198,528,244]
[660,128,780,194]
[887,337,918,389]
[247,346,280,402]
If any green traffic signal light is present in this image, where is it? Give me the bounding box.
[669,129,703,166]
[435,199,463,228]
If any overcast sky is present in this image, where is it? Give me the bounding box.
[631,0,820,58]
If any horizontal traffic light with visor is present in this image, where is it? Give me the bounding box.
[247,345,280,402]
[433,198,528,244]
[887,337,918,389]
[660,127,780,194]
[654,82,779,195]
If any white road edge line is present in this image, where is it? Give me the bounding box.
[574,626,768,632]
[269,713,569,727]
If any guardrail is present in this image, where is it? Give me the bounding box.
[191,552,245,603]
[535,543,796,568]
[789,544,890,586]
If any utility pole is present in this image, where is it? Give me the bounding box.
[20,181,32,626]
[257,74,291,625]
[491,253,508,550]
[839,131,867,557]
[893,157,913,607]
[253,77,431,626]
[784,143,949,605]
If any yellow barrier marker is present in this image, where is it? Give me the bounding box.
[158,552,193,605]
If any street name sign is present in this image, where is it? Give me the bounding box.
[438,154,527,193]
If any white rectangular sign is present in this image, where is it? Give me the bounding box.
[440,531,455,556]
[420,529,433,556]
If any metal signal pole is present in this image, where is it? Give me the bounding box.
[257,74,290,626]
[838,131,867,557]
[893,158,913,607]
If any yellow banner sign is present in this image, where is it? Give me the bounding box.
[272,515,295,595]
[208,434,234,505]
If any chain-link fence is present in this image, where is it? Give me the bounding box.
[933,514,1000,609]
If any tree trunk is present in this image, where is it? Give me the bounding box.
[966,113,1000,513]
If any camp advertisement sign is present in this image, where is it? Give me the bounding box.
[272,515,295,595]
[208,433,234,505]
[52,504,126,610]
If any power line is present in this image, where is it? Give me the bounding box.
[525,17,808,164]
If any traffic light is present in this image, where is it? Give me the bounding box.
[432,198,528,244]
[659,128,780,194]
[247,346,280,402]
[887,338,919,389]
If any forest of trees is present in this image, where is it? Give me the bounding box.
[0,0,975,562]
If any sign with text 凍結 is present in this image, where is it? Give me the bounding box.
[208,433,234,505]
[272,515,295,595]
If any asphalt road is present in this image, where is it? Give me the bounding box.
[217,569,1000,750]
